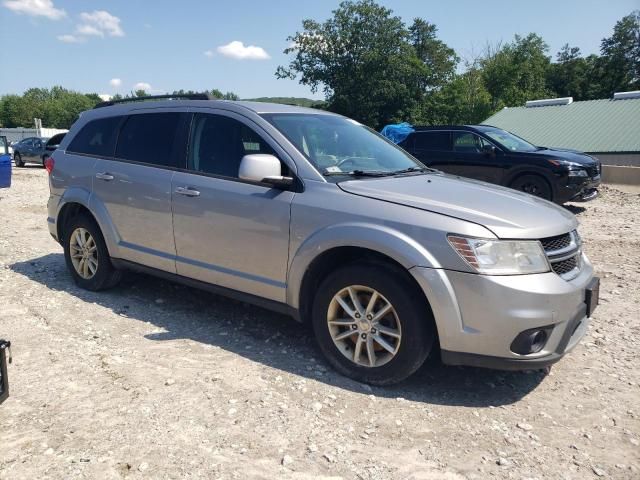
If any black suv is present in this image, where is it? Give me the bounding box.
[398,125,601,204]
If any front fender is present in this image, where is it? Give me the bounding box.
[286,222,442,309]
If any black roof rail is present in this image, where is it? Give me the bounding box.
[94,93,213,109]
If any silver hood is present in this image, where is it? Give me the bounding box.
[338,173,578,239]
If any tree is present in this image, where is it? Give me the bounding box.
[209,88,239,100]
[277,0,456,129]
[0,87,100,128]
[546,44,592,100]
[482,34,552,109]
[409,18,458,89]
[598,10,640,95]
[422,58,492,125]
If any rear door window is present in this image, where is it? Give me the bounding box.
[115,113,183,168]
[414,132,451,151]
[67,116,122,157]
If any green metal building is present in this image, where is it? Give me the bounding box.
[483,92,640,167]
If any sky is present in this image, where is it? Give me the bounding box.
[0,0,637,100]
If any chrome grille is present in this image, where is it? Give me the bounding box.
[541,230,582,280]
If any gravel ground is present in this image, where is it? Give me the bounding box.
[1,167,639,479]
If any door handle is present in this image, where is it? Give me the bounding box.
[95,172,114,181]
[175,186,200,197]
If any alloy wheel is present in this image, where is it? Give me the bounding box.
[69,227,98,279]
[327,285,402,367]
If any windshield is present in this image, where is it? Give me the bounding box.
[261,113,424,176]
[478,127,538,152]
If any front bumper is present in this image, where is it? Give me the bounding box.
[558,174,601,203]
[410,254,595,370]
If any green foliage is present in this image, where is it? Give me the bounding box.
[276,0,457,129]
[0,86,100,128]
[598,10,640,96]
[243,97,325,108]
[481,33,552,110]
[421,63,492,125]
[278,2,639,128]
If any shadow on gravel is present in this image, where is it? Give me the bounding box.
[11,253,547,407]
[564,204,586,215]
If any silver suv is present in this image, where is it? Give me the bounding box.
[46,95,599,385]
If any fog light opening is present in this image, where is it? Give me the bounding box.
[510,327,552,355]
[529,330,547,353]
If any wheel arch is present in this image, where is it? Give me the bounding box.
[56,189,120,257]
[287,223,441,323]
[504,168,556,199]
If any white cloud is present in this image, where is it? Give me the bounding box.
[57,34,83,43]
[76,24,103,37]
[77,10,124,37]
[98,94,112,102]
[133,82,151,91]
[3,0,65,20]
[216,41,270,60]
[203,50,214,58]
[109,78,122,88]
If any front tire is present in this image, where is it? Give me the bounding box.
[509,174,553,201]
[63,213,122,291]
[311,263,435,385]
[14,152,24,167]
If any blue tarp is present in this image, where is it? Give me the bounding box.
[380,122,414,144]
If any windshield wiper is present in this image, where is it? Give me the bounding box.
[323,169,393,177]
[390,166,434,175]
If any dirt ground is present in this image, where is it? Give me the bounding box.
[1,167,638,480]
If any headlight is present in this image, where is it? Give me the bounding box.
[448,235,550,275]
[568,169,588,177]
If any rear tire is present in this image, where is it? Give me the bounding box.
[14,152,24,167]
[311,262,435,385]
[509,174,553,201]
[63,213,122,291]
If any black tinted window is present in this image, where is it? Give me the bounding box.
[188,114,276,178]
[453,132,491,153]
[115,113,182,167]
[68,116,121,157]
[414,132,450,151]
[47,133,66,147]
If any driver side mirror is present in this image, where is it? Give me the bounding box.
[239,154,293,189]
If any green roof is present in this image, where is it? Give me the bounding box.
[483,97,640,153]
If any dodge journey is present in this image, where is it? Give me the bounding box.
[46,95,599,385]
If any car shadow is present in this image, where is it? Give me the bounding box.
[13,164,45,169]
[564,204,586,215]
[10,253,547,407]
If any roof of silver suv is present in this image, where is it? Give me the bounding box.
[86,98,335,119]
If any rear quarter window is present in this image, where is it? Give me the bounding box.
[67,116,122,157]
